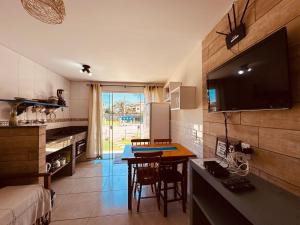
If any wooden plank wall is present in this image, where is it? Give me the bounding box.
[0,126,46,185]
[202,0,300,196]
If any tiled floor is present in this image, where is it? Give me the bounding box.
[51,159,189,225]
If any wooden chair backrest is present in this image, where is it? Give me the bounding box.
[153,139,172,144]
[133,151,163,176]
[131,138,151,146]
[159,158,188,175]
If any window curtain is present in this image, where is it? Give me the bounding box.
[87,84,103,158]
[144,86,163,104]
[143,86,163,138]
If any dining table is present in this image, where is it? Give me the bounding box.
[121,143,196,210]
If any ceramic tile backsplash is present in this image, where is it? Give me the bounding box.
[0,44,71,129]
[171,119,203,158]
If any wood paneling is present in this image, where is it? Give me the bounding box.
[255,0,282,20]
[241,104,300,130]
[0,126,46,177]
[259,128,300,159]
[251,147,300,187]
[204,111,241,125]
[239,0,300,52]
[202,0,300,196]
[206,122,259,147]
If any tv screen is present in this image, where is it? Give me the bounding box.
[207,27,291,112]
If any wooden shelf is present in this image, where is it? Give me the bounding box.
[0,99,67,115]
[163,82,181,103]
[75,151,85,160]
[50,161,71,176]
[190,159,300,225]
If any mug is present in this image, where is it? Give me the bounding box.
[53,160,61,169]
[60,158,66,166]
[46,163,51,173]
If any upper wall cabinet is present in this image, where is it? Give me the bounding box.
[163,82,181,103]
[170,86,196,110]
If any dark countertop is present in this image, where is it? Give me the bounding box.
[46,126,87,143]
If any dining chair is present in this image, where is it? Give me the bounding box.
[158,158,188,217]
[131,138,151,145]
[131,138,151,196]
[153,139,172,144]
[134,151,162,212]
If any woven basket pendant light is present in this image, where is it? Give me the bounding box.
[21,0,66,24]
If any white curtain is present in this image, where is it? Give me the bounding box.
[143,86,163,138]
[144,86,163,104]
[87,84,103,158]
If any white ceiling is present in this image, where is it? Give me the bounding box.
[0,0,232,82]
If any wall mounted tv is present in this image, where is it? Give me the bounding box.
[207,27,291,112]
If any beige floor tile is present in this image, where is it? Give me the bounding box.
[52,177,75,194]
[52,159,189,224]
[70,177,109,193]
[90,190,129,217]
[87,211,188,225]
[52,192,98,220]
[106,175,128,191]
[51,218,88,225]
[86,213,138,225]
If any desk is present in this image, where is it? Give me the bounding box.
[121,143,196,210]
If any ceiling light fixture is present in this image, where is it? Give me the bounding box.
[238,65,252,75]
[21,0,66,24]
[81,64,92,76]
[238,70,245,75]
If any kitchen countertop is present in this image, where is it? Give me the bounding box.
[46,126,87,143]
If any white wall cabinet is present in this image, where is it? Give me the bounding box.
[170,86,196,110]
[163,82,181,103]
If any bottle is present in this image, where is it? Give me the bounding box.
[9,105,18,127]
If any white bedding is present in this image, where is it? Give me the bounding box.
[0,184,52,225]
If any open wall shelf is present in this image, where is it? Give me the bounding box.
[0,99,67,115]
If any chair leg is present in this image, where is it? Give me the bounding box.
[134,181,138,197]
[181,181,186,213]
[174,182,177,199]
[137,184,142,212]
[132,168,136,196]
[164,181,168,217]
[154,182,160,210]
[151,184,154,193]
[157,181,161,210]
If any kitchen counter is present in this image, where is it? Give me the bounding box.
[46,126,88,176]
[46,126,87,143]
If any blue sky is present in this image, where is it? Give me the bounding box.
[208,89,216,103]
[102,92,144,108]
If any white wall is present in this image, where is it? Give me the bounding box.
[168,42,204,158]
[69,81,89,126]
[0,44,71,129]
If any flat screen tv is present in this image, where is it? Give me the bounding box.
[207,27,291,112]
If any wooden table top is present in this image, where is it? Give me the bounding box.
[121,143,196,161]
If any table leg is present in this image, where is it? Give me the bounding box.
[183,160,188,212]
[128,162,132,210]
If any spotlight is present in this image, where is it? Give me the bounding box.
[238,70,245,75]
[247,68,252,72]
[81,64,92,75]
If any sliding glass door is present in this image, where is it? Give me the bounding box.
[102,92,144,159]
